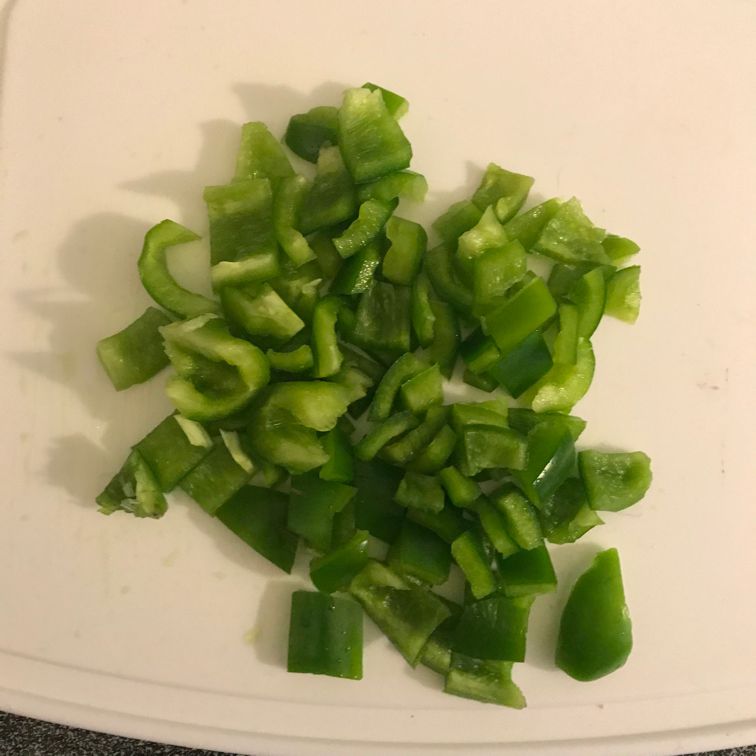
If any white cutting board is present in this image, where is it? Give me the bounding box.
[0,1,754,753]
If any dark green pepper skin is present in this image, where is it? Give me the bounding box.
[556,548,633,681]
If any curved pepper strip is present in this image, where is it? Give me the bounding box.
[160,314,270,422]
[137,220,219,318]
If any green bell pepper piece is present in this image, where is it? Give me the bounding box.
[407,424,458,474]
[357,170,428,204]
[451,530,497,600]
[134,414,211,492]
[383,406,449,465]
[411,273,436,348]
[605,265,641,323]
[540,477,603,544]
[287,591,363,680]
[270,259,323,322]
[137,220,218,318]
[311,296,343,378]
[428,300,460,378]
[568,266,607,338]
[472,163,535,223]
[288,474,356,552]
[215,485,298,573]
[551,303,579,364]
[547,262,593,299]
[308,231,343,279]
[310,529,370,594]
[362,82,409,119]
[338,87,412,184]
[453,594,534,662]
[602,233,640,263]
[351,281,411,355]
[578,450,652,512]
[210,250,281,291]
[382,216,427,285]
[491,488,543,550]
[507,408,586,442]
[433,200,482,248]
[285,106,339,163]
[273,174,317,268]
[399,364,443,415]
[261,381,350,431]
[333,198,395,258]
[266,345,314,374]
[299,145,358,234]
[96,307,172,391]
[420,616,460,676]
[320,425,354,483]
[449,398,508,431]
[352,459,405,543]
[459,329,501,375]
[556,548,632,681]
[440,466,480,509]
[457,427,527,476]
[388,520,452,586]
[496,544,557,598]
[462,370,496,393]
[250,418,328,475]
[234,121,294,183]
[472,240,527,314]
[474,498,520,558]
[482,276,557,355]
[486,331,553,398]
[394,471,445,514]
[96,449,167,519]
[330,240,382,295]
[369,352,427,421]
[512,418,576,506]
[456,206,509,281]
[161,315,270,421]
[502,198,561,250]
[406,501,467,544]
[204,178,276,274]
[533,197,610,265]
[221,283,305,344]
[330,364,374,407]
[444,653,526,709]
[349,560,450,666]
[424,244,474,312]
[355,411,420,461]
[180,438,253,515]
[526,336,595,413]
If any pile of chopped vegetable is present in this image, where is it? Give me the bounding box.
[95,83,651,706]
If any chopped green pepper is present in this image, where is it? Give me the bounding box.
[215,485,298,573]
[137,220,218,318]
[273,174,317,268]
[288,475,356,552]
[349,560,450,666]
[382,216,427,285]
[285,106,339,163]
[387,520,451,585]
[474,498,520,558]
[382,406,449,465]
[399,364,443,415]
[234,121,294,183]
[320,425,354,483]
[578,450,652,512]
[457,206,509,280]
[453,594,533,662]
[266,344,314,374]
[406,501,467,544]
[472,240,527,314]
[310,529,370,593]
[333,198,396,258]
[491,488,543,550]
[362,82,409,119]
[311,296,343,378]
[605,265,641,323]
[457,426,527,476]
[351,281,411,355]
[602,234,640,263]
[440,466,480,509]
[407,424,457,474]
[394,471,445,514]
[502,198,561,250]
[428,300,460,378]
[472,163,534,223]
[330,240,382,295]
[299,145,357,234]
[540,477,603,544]
[352,459,405,543]
[486,331,553,398]
[433,200,482,248]
[496,544,557,597]
[569,266,607,338]
[355,411,420,461]
[444,653,526,709]
[357,170,427,204]
[369,353,427,421]
[287,591,363,680]
[556,548,632,681]
[180,439,252,515]
[134,414,211,492]
[96,449,167,519]
[96,307,172,391]
[533,198,609,265]
[338,87,412,184]
[221,283,305,344]
[451,530,497,600]
[424,244,473,312]
[411,273,436,348]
